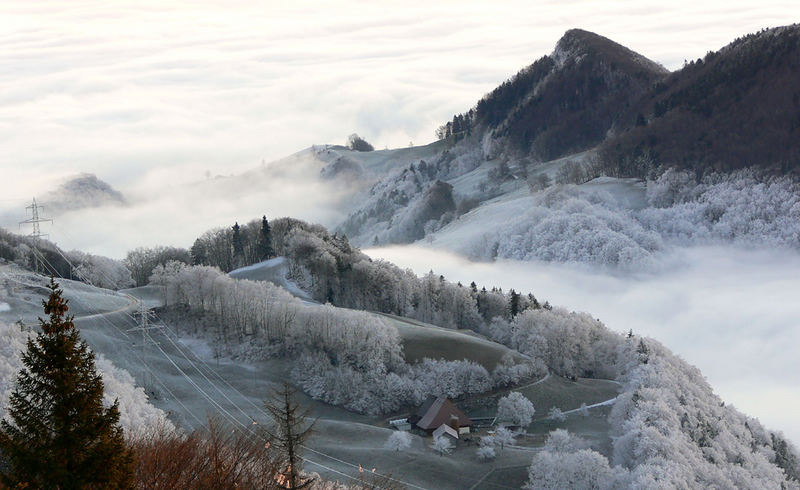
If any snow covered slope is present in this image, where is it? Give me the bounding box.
[426,176,653,266]
[229,257,313,302]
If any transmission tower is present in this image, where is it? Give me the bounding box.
[19,198,52,274]
[127,302,164,394]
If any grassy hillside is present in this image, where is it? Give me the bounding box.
[379,313,527,370]
[517,375,619,418]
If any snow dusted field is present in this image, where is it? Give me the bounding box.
[229,257,314,302]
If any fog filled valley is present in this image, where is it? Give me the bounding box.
[2,15,800,490]
[367,244,800,446]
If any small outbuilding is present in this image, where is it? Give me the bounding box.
[433,423,459,440]
[409,396,473,436]
[389,418,412,431]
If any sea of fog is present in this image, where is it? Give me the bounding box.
[365,244,800,446]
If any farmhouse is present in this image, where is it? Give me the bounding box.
[409,395,473,436]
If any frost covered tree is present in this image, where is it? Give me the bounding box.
[525,449,619,490]
[497,391,535,427]
[477,445,496,461]
[124,245,191,286]
[543,429,589,453]
[385,431,412,452]
[525,429,620,489]
[0,279,134,489]
[548,407,566,422]
[430,436,453,456]
[67,250,134,290]
[347,133,374,152]
[493,426,516,450]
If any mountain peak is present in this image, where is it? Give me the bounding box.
[553,28,667,74]
[44,173,127,212]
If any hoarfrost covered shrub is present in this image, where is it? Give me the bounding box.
[385,431,412,452]
[430,436,453,456]
[525,448,622,490]
[0,322,172,437]
[497,391,535,427]
[543,429,588,453]
[548,407,566,422]
[476,445,496,461]
[493,426,516,450]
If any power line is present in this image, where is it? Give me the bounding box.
[37,242,433,490]
[14,251,209,430]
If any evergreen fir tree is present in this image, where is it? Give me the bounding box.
[528,293,541,310]
[509,289,521,317]
[0,278,134,489]
[258,216,275,260]
[232,221,244,268]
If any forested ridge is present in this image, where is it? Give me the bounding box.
[438,25,800,178]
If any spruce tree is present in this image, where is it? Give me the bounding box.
[258,216,275,260]
[509,289,520,317]
[232,221,244,269]
[0,278,134,489]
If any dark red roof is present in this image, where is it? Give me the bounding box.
[414,396,473,431]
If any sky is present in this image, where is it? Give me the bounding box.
[367,244,800,446]
[0,0,797,203]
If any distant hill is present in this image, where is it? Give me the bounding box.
[472,29,667,162]
[445,25,800,177]
[44,173,127,212]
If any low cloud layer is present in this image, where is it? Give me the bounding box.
[1,1,796,204]
[367,244,800,445]
[1,150,353,258]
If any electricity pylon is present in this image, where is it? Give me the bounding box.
[127,301,164,394]
[19,198,52,274]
